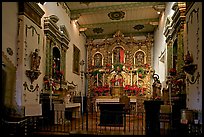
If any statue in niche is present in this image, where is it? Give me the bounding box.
[113,47,124,64]
[136,51,144,65]
[26,49,41,84]
[31,49,41,71]
[64,93,71,105]
[94,53,102,67]
[114,73,123,86]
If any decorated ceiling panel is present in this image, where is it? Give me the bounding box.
[66,2,166,39]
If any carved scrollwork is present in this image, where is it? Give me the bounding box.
[26,70,41,84]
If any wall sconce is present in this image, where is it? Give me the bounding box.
[182,51,200,84]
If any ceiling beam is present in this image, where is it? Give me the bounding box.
[85,31,153,40]
[79,18,159,28]
[68,2,166,14]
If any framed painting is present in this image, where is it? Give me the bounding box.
[73,45,80,74]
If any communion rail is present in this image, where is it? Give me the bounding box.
[1,110,198,136]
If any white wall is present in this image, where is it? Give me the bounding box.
[2,2,18,67]
[185,3,202,113]
[153,2,175,84]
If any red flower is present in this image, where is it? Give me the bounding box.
[110,78,116,83]
[169,68,176,73]
[124,85,130,90]
[145,63,150,69]
[138,73,143,78]
[106,63,112,67]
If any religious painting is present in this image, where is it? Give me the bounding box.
[135,51,145,65]
[94,53,102,67]
[113,47,125,64]
[73,45,80,74]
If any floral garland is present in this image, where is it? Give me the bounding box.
[113,63,123,71]
[137,67,146,78]
[92,70,102,78]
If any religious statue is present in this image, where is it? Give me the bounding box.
[94,53,102,67]
[64,93,71,105]
[31,49,41,71]
[152,74,161,100]
[113,47,124,64]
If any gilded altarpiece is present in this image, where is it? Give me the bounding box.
[86,31,154,107]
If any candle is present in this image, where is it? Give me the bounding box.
[137,72,138,86]
[103,74,104,86]
[97,74,98,86]
[128,75,130,85]
[130,71,132,86]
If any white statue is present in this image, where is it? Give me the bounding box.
[64,93,71,105]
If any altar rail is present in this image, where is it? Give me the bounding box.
[1,110,201,135]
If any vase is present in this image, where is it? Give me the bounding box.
[170,72,176,76]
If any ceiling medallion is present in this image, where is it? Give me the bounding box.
[80,2,93,6]
[133,24,144,31]
[108,11,125,20]
[93,28,104,34]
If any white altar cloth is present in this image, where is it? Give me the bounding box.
[95,98,137,112]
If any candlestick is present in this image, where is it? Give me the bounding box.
[137,72,138,86]
[97,74,99,86]
[131,72,132,86]
[103,74,104,86]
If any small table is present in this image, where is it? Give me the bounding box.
[54,103,81,124]
[98,103,125,127]
[65,103,81,119]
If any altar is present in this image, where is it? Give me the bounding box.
[95,97,137,112]
[98,103,125,127]
[86,31,154,113]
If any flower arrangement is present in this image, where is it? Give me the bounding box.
[169,68,176,75]
[94,85,110,96]
[53,70,64,80]
[124,84,146,96]
[57,70,64,78]
[110,78,116,84]
[43,77,57,91]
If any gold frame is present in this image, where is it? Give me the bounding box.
[73,45,80,75]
